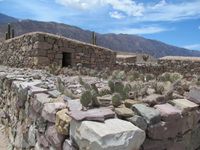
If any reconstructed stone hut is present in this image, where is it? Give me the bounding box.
[0,32,116,69]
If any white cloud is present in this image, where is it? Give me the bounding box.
[109,26,169,35]
[109,11,125,19]
[55,0,200,22]
[106,0,144,17]
[183,44,200,50]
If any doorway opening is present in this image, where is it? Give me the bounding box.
[62,52,72,67]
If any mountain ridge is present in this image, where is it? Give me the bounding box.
[0,13,200,58]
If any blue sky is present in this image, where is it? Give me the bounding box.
[0,0,200,50]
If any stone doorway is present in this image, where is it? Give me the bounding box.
[62,52,72,67]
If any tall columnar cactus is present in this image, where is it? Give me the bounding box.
[11,29,15,38]
[5,32,9,40]
[7,23,11,39]
[92,31,97,45]
[5,23,15,40]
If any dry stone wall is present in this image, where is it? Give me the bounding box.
[115,58,200,76]
[1,66,200,150]
[0,32,116,69]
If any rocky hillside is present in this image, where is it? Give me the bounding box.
[0,13,200,58]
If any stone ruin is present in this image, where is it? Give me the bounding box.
[0,32,116,69]
[0,32,200,150]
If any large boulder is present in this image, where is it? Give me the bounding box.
[70,118,145,150]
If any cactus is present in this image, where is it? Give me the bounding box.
[7,23,11,39]
[5,23,15,40]
[108,80,115,93]
[11,29,15,38]
[142,55,149,62]
[112,93,122,107]
[5,32,9,40]
[153,82,165,94]
[92,31,97,45]
[80,90,92,108]
[114,81,124,94]
[91,83,99,95]
[170,73,183,82]
[123,83,132,99]
[91,90,100,107]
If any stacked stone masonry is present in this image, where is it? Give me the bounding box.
[0,66,200,150]
[0,32,116,69]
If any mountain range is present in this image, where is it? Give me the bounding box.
[0,13,200,58]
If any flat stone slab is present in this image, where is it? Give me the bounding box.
[66,99,82,111]
[28,86,48,96]
[97,95,112,106]
[68,108,115,122]
[132,104,161,125]
[115,107,134,118]
[186,86,200,104]
[169,99,199,113]
[142,94,166,105]
[48,90,61,98]
[70,118,145,150]
[154,103,181,122]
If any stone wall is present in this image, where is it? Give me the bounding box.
[1,66,200,150]
[0,32,116,69]
[115,58,200,76]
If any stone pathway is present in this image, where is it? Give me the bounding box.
[0,124,10,150]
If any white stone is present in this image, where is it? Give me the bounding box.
[70,118,145,150]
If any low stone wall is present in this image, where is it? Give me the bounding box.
[1,66,200,150]
[0,32,116,69]
[115,58,200,76]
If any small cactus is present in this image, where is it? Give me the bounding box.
[80,90,92,108]
[91,83,99,95]
[153,82,165,95]
[91,90,100,107]
[112,93,122,107]
[108,80,115,93]
[123,83,132,99]
[114,81,124,94]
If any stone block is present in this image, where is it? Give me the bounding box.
[55,109,71,135]
[68,107,115,122]
[45,125,65,150]
[32,93,50,113]
[42,102,67,122]
[147,121,182,140]
[154,103,181,122]
[132,104,161,125]
[70,118,145,150]
[124,99,141,108]
[142,94,166,105]
[186,86,200,104]
[169,99,198,113]
[126,115,147,130]
[115,107,134,118]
